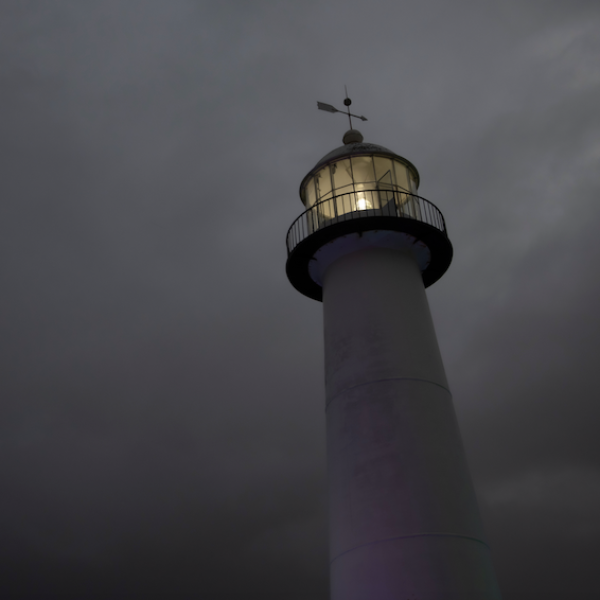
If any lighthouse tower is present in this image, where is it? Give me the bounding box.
[286,123,501,599]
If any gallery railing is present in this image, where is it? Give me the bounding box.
[286,189,448,255]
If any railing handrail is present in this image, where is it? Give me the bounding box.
[286,189,448,255]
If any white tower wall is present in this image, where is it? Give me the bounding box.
[323,247,501,600]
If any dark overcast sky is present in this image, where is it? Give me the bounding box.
[1,1,599,598]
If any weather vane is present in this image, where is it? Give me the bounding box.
[317,86,367,130]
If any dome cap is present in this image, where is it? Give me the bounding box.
[301,135,421,190]
[342,129,364,144]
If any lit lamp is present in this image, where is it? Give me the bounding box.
[355,193,372,211]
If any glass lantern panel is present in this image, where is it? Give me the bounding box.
[393,160,410,192]
[331,159,354,194]
[376,162,395,215]
[316,196,336,223]
[409,173,418,193]
[314,165,332,201]
[350,156,376,185]
[373,157,394,189]
[303,177,316,208]
[334,192,354,217]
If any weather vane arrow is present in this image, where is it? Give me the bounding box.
[317,87,367,129]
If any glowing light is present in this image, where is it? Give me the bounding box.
[356,195,373,211]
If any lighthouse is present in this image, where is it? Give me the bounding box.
[286,113,502,599]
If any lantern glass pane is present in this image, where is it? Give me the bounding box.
[315,165,332,201]
[303,177,316,208]
[373,157,394,187]
[350,156,376,185]
[409,173,418,193]
[331,159,354,194]
[393,160,410,192]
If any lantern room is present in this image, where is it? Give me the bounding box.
[299,129,421,221]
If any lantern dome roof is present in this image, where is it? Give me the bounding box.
[303,129,420,189]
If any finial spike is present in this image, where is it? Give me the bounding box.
[344,85,353,128]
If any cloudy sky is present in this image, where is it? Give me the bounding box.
[1,1,599,598]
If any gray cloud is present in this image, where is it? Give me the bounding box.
[0,1,599,598]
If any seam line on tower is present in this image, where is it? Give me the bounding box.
[325,376,451,409]
[330,532,491,565]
